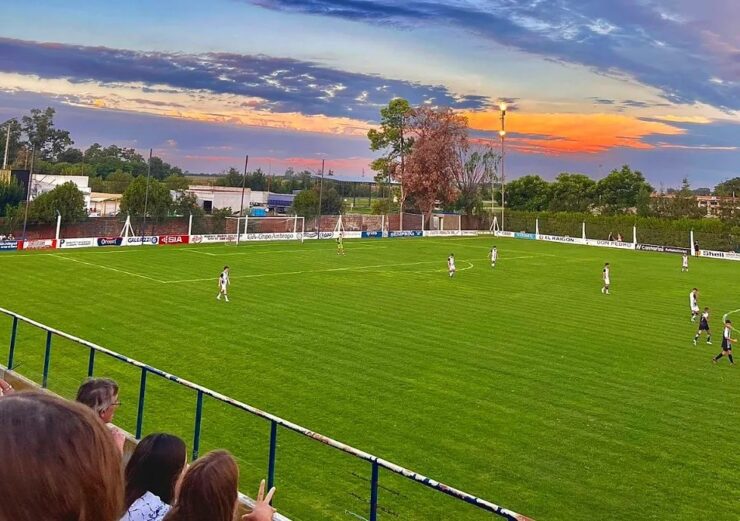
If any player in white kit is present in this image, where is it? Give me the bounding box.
[490,246,498,268]
[601,263,610,294]
[681,254,689,272]
[448,254,456,277]
[689,288,699,322]
[217,265,230,302]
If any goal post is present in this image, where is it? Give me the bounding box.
[225,216,305,245]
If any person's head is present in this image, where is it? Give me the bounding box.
[223,265,229,272]
[704,307,709,312]
[693,288,698,293]
[164,450,239,521]
[0,391,123,521]
[75,378,120,423]
[726,319,732,326]
[605,262,609,267]
[124,433,187,510]
[450,253,454,257]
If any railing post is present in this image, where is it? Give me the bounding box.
[135,367,148,439]
[42,331,53,388]
[369,460,379,521]
[267,420,278,491]
[192,390,204,461]
[7,316,18,369]
[87,347,96,377]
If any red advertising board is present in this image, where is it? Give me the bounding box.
[159,235,190,245]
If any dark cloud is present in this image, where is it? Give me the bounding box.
[248,0,740,111]
[0,37,489,121]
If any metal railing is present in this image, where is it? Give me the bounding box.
[1,306,533,521]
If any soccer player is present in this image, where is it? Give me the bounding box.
[490,246,498,268]
[448,254,456,277]
[336,231,345,255]
[681,253,689,272]
[689,288,699,322]
[712,319,735,365]
[601,263,610,294]
[693,307,712,345]
[216,265,230,302]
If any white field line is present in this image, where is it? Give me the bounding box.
[410,260,475,274]
[51,254,167,284]
[722,308,740,334]
[181,245,387,257]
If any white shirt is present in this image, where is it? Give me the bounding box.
[220,270,230,286]
[448,257,455,269]
[690,292,697,307]
[724,326,731,341]
[603,267,610,281]
[121,491,170,521]
[491,249,498,260]
[682,255,688,266]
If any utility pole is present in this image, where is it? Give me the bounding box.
[499,102,507,231]
[142,148,152,237]
[317,159,325,238]
[2,121,12,170]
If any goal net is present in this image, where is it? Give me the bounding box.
[225,216,305,245]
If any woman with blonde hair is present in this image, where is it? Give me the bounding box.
[0,391,123,521]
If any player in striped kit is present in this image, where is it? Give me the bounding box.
[712,319,735,365]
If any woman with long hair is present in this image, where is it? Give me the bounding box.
[122,433,188,521]
[0,391,123,521]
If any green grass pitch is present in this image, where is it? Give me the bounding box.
[1,237,739,521]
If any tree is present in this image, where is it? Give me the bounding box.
[291,189,319,219]
[172,192,204,218]
[0,178,24,217]
[164,174,190,191]
[404,106,467,217]
[595,165,653,214]
[652,177,705,218]
[453,145,499,215]
[548,173,596,212]
[217,168,243,187]
[103,170,134,193]
[21,108,73,161]
[714,177,740,196]
[29,182,86,223]
[120,177,172,222]
[320,187,344,215]
[57,148,84,164]
[505,175,551,211]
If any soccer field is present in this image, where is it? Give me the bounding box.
[1,237,739,521]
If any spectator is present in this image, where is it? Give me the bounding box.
[616,233,623,242]
[164,450,276,521]
[76,377,126,452]
[122,433,187,521]
[0,391,123,521]
[607,232,614,241]
[0,378,14,396]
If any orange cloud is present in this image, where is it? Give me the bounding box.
[464,111,686,155]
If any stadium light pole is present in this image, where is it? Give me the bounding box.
[499,102,507,231]
[2,120,12,170]
[141,148,152,238]
[239,154,249,219]
[21,145,35,241]
[317,159,325,238]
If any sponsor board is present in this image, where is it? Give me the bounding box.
[461,230,478,237]
[514,232,537,240]
[97,237,124,247]
[699,249,740,261]
[538,234,586,245]
[584,239,636,250]
[0,240,19,251]
[423,230,462,237]
[494,231,514,238]
[22,239,57,250]
[390,230,423,238]
[477,230,495,236]
[240,232,299,242]
[361,231,383,239]
[190,234,237,244]
[159,234,190,245]
[303,232,336,240]
[59,238,97,249]
[123,236,159,246]
[636,244,689,255]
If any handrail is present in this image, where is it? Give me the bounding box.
[1,306,533,521]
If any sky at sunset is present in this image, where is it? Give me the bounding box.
[1,0,738,187]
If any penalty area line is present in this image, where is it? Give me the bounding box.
[51,254,167,284]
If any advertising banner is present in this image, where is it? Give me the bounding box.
[97,237,124,247]
[585,239,636,250]
[538,234,586,245]
[423,230,462,237]
[0,240,19,251]
[123,236,159,246]
[636,244,689,255]
[159,234,190,245]
[59,238,98,249]
[494,231,514,238]
[461,230,478,237]
[189,234,237,244]
[240,232,299,242]
[303,232,336,240]
[390,230,423,238]
[514,232,537,240]
[698,249,740,261]
[361,231,383,239]
[22,239,57,250]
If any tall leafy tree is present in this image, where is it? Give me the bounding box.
[0,178,24,216]
[29,182,86,223]
[291,189,319,219]
[120,177,172,222]
[0,119,22,167]
[652,177,705,218]
[595,165,653,214]
[21,108,73,161]
[548,173,596,212]
[453,145,499,215]
[714,177,740,196]
[505,175,551,211]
